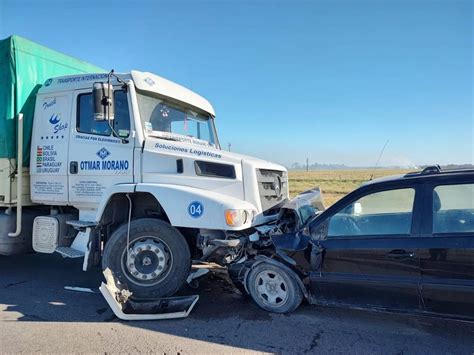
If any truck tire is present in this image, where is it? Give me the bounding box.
[247,262,303,313]
[102,218,191,298]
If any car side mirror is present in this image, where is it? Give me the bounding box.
[93,82,115,121]
[308,219,329,241]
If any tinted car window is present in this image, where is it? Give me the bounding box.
[433,183,474,233]
[328,188,415,237]
[77,90,130,137]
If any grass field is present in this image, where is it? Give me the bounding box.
[288,169,412,206]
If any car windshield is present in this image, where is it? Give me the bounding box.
[136,92,218,147]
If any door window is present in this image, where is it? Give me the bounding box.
[77,90,130,137]
[433,183,474,234]
[328,188,415,237]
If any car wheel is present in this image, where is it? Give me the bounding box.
[102,218,191,298]
[247,262,303,313]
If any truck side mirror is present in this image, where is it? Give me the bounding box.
[93,82,115,121]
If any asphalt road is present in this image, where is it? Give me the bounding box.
[0,253,473,354]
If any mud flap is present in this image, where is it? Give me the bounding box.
[100,269,199,321]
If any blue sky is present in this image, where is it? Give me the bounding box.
[1,0,472,167]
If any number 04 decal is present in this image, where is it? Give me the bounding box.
[188,201,204,218]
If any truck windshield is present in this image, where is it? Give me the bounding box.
[137,92,218,147]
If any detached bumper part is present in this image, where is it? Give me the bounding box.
[100,269,199,321]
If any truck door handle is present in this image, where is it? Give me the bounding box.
[386,249,415,259]
[70,161,78,174]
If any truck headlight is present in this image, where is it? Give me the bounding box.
[225,209,255,227]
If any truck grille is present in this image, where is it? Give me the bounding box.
[256,169,288,213]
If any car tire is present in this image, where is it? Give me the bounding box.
[102,218,191,298]
[247,262,303,313]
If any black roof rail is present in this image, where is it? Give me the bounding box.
[405,165,441,177]
[404,165,474,178]
[420,165,441,175]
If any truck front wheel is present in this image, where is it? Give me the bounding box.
[102,218,191,298]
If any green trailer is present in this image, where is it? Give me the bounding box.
[0,35,104,205]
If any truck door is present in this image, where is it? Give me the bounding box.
[30,94,72,204]
[68,88,134,209]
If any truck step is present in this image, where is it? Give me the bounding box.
[55,246,85,258]
[66,220,97,229]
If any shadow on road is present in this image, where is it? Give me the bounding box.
[1,253,474,353]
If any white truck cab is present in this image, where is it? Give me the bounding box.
[26,70,288,296]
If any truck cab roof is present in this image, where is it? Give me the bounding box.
[38,70,216,117]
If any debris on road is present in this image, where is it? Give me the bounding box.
[64,286,96,293]
[99,269,199,321]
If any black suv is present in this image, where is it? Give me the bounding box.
[242,167,474,318]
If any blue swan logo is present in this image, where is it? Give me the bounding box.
[49,114,60,125]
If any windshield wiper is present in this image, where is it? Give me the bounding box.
[147,132,216,147]
[147,133,180,142]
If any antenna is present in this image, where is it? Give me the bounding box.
[369,139,389,180]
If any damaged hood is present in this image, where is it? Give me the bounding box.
[281,188,325,214]
[279,187,325,227]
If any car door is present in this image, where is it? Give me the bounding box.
[309,184,423,312]
[418,178,474,318]
[68,88,134,209]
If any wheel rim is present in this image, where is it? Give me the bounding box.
[121,236,173,287]
[254,269,289,307]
